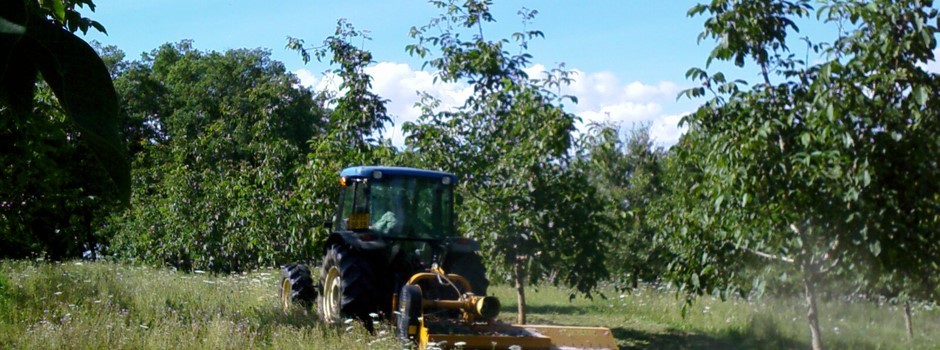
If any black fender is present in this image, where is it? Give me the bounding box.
[325,231,389,251]
[444,237,480,254]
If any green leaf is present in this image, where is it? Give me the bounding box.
[50,0,66,23]
[800,132,812,146]
[869,240,881,257]
[90,21,107,35]
[913,85,927,106]
[714,194,724,211]
[25,18,130,203]
[0,17,26,35]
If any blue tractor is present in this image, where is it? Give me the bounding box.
[279,166,619,349]
[279,166,489,328]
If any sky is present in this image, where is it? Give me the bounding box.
[80,0,940,147]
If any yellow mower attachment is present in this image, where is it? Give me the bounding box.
[396,271,617,350]
[421,324,617,350]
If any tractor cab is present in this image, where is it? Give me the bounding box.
[333,166,457,240]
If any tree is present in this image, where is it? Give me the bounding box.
[665,1,939,348]
[287,19,397,255]
[1,0,127,259]
[580,123,668,290]
[404,0,608,324]
[106,42,326,271]
[288,19,393,149]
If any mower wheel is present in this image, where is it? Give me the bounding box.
[279,263,316,310]
[397,284,423,342]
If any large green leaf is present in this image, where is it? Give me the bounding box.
[0,1,28,90]
[19,16,130,203]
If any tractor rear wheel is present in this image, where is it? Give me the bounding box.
[318,244,378,328]
[444,252,489,295]
[279,263,316,310]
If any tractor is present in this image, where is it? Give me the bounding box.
[279,166,616,349]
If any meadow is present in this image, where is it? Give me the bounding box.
[0,260,935,349]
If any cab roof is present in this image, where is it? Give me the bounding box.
[340,166,457,183]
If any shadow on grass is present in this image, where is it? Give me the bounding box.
[509,303,813,350]
[252,304,387,335]
[253,304,322,330]
[500,303,586,316]
[613,327,736,350]
[613,314,812,350]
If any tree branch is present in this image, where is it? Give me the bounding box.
[735,240,795,264]
[789,223,801,236]
[745,247,795,264]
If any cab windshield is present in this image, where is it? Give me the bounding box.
[367,176,454,239]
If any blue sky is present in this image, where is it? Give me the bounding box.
[82,1,710,78]
[79,1,939,146]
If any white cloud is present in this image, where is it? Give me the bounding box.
[364,63,473,146]
[295,62,689,147]
[579,102,662,124]
[365,62,472,123]
[294,64,472,146]
[650,113,689,146]
[525,64,683,112]
[293,68,317,88]
[624,81,681,102]
[293,68,342,94]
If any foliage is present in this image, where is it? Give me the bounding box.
[104,17,397,272]
[106,42,326,272]
[667,0,939,347]
[0,84,119,259]
[579,124,669,290]
[1,0,127,259]
[288,19,392,147]
[403,0,608,322]
[288,19,398,256]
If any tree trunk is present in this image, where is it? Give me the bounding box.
[514,260,527,324]
[802,266,823,350]
[904,301,913,342]
[631,267,640,290]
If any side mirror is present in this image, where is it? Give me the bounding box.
[322,220,333,229]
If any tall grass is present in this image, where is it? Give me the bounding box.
[0,260,397,349]
[1,261,935,349]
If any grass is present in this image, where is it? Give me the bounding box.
[1,260,936,349]
[0,260,398,349]
[490,284,939,349]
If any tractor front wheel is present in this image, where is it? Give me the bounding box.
[279,263,316,310]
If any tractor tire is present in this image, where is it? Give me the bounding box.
[318,244,379,328]
[443,252,489,295]
[279,263,316,310]
[396,284,423,342]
